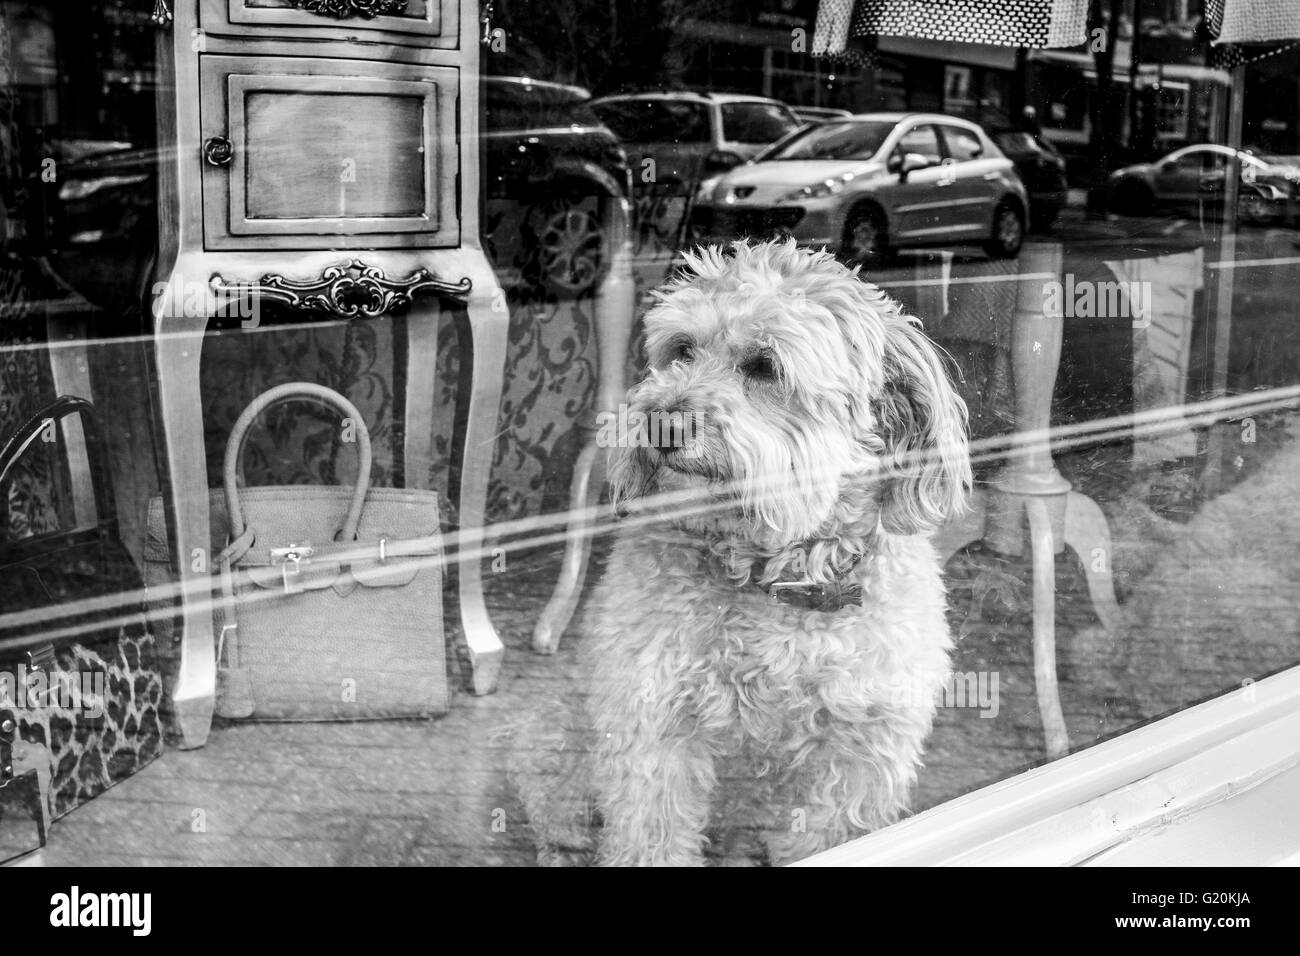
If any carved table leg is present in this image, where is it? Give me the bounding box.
[450,265,507,696]
[977,243,1121,757]
[152,306,215,749]
[531,195,636,654]
[1026,497,1069,759]
[1064,490,1123,636]
[532,439,605,654]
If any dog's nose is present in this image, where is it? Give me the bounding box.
[650,407,694,453]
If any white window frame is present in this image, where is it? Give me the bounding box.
[799,666,1300,865]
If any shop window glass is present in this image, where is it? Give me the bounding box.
[3,0,1299,868]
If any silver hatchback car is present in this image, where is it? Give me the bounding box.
[691,113,1029,261]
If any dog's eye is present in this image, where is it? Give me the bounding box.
[668,341,695,364]
[741,354,778,381]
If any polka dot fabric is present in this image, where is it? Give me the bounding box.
[1206,0,1300,70]
[814,0,1088,55]
[1215,0,1300,45]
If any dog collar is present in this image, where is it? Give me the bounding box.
[750,554,866,613]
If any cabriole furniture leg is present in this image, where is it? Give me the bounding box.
[150,301,215,750]
[450,259,509,694]
[532,196,635,654]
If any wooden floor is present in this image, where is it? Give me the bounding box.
[32,414,1300,866]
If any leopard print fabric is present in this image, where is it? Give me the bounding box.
[16,627,164,818]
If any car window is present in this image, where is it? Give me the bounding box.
[1170,149,1223,172]
[1198,151,1227,171]
[766,120,896,160]
[720,102,799,144]
[895,124,942,164]
[590,99,710,143]
[939,125,983,161]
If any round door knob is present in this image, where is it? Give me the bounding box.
[203,136,234,167]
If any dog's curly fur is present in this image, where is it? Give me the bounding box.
[520,239,971,865]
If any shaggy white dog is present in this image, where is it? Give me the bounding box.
[513,239,971,865]
[576,239,972,865]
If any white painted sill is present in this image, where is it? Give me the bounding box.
[797,666,1300,866]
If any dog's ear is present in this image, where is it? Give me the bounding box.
[874,317,972,535]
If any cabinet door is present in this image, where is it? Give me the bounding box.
[200,56,459,250]
[200,0,456,45]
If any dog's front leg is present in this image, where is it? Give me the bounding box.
[764,713,927,865]
[592,708,717,867]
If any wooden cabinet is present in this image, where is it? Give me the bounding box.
[199,56,460,249]
[152,0,506,749]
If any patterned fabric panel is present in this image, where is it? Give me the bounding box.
[1205,0,1299,67]
[1212,0,1300,45]
[16,628,165,819]
[815,0,1088,53]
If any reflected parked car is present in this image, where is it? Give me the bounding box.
[482,76,632,293]
[991,127,1069,231]
[590,91,801,190]
[1108,144,1300,226]
[690,112,1028,262]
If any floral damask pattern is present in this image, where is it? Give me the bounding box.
[432,197,600,523]
[201,310,400,491]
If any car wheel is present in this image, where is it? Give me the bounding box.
[985,202,1024,259]
[532,192,609,295]
[1112,179,1154,217]
[842,205,890,266]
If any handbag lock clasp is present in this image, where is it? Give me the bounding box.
[270,544,315,595]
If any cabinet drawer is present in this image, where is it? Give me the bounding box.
[200,0,455,43]
[199,56,459,250]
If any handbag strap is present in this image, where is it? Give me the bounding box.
[223,383,373,542]
[0,395,115,537]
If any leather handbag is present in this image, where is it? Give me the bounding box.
[201,382,447,721]
[0,395,164,862]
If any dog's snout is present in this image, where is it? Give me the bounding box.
[650,406,695,452]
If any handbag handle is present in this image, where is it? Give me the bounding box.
[223,383,373,542]
[0,395,115,536]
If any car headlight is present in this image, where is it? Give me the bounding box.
[780,175,851,203]
[695,176,722,202]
